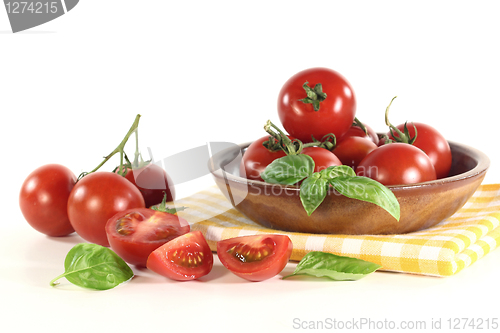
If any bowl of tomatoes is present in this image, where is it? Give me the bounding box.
[209,139,489,235]
[208,67,489,235]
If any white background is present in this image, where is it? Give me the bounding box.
[2,1,500,332]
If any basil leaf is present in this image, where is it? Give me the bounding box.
[283,251,382,281]
[261,154,315,185]
[330,176,400,221]
[300,174,328,216]
[319,165,356,179]
[50,243,134,290]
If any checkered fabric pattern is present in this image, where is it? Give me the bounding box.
[173,184,500,276]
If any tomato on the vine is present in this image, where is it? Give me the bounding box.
[338,122,379,145]
[382,96,452,179]
[105,207,190,267]
[277,67,356,143]
[301,147,342,172]
[389,122,451,179]
[19,164,76,237]
[217,234,293,282]
[333,136,378,170]
[67,172,145,246]
[357,143,437,186]
[147,231,213,281]
[240,136,288,181]
[241,127,342,181]
[123,163,176,207]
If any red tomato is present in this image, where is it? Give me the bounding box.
[67,172,145,246]
[333,136,378,170]
[389,122,452,179]
[301,147,342,172]
[241,138,341,181]
[338,122,379,145]
[19,164,76,237]
[240,136,287,181]
[217,234,293,282]
[357,143,437,186]
[123,163,176,207]
[147,231,213,281]
[277,67,356,143]
[105,208,190,267]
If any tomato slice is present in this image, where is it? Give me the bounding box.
[217,234,293,282]
[146,231,213,281]
[105,208,190,267]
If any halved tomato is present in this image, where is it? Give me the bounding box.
[146,231,213,281]
[105,208,190,267]
[217,234,293,282]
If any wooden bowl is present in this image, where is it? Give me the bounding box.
[208,141,489,235]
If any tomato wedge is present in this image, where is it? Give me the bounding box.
[105,208,190,267]
[147,231,213,281]
[217,234,293,282]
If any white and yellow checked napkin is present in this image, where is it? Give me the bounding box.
[173,184,500,277]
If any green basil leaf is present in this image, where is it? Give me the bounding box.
[261,154,315,185]
[283,251,382,281]
[50,243,134,290]
[319,165,356,179]
[329,176,400,221]
[300,174,329,216]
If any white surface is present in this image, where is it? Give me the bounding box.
[2,1,500,332]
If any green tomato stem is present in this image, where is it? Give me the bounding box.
[263,120,303,155]
[300,81,327,111]
[78,114,142,181]
[384,96,417,144]
[353,117,368,135]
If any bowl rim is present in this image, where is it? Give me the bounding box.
[209,140,490,192]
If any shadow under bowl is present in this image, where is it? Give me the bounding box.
[208,141,489,235]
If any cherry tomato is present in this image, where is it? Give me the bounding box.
[123,163,175,207]
[333,136,378,170]
[147,231,213,281]
[217,234,293,282]
[277,67,356,143]
[357,143,437,186]
[19,164,76,237]
[67,172,145,246]
[338,122,379,145]
[240,136,287,181]
[389,122,452,179]
[241,138,342,181]
[301,147,342,172]
[105,208,190,267]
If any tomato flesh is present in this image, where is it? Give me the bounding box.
[226,237,275,263]
[19,164,76,237]
[217,234,293,282]
[106,208,190,267]
[147,231,213,281]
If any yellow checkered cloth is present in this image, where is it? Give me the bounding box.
[173,184,500,277]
